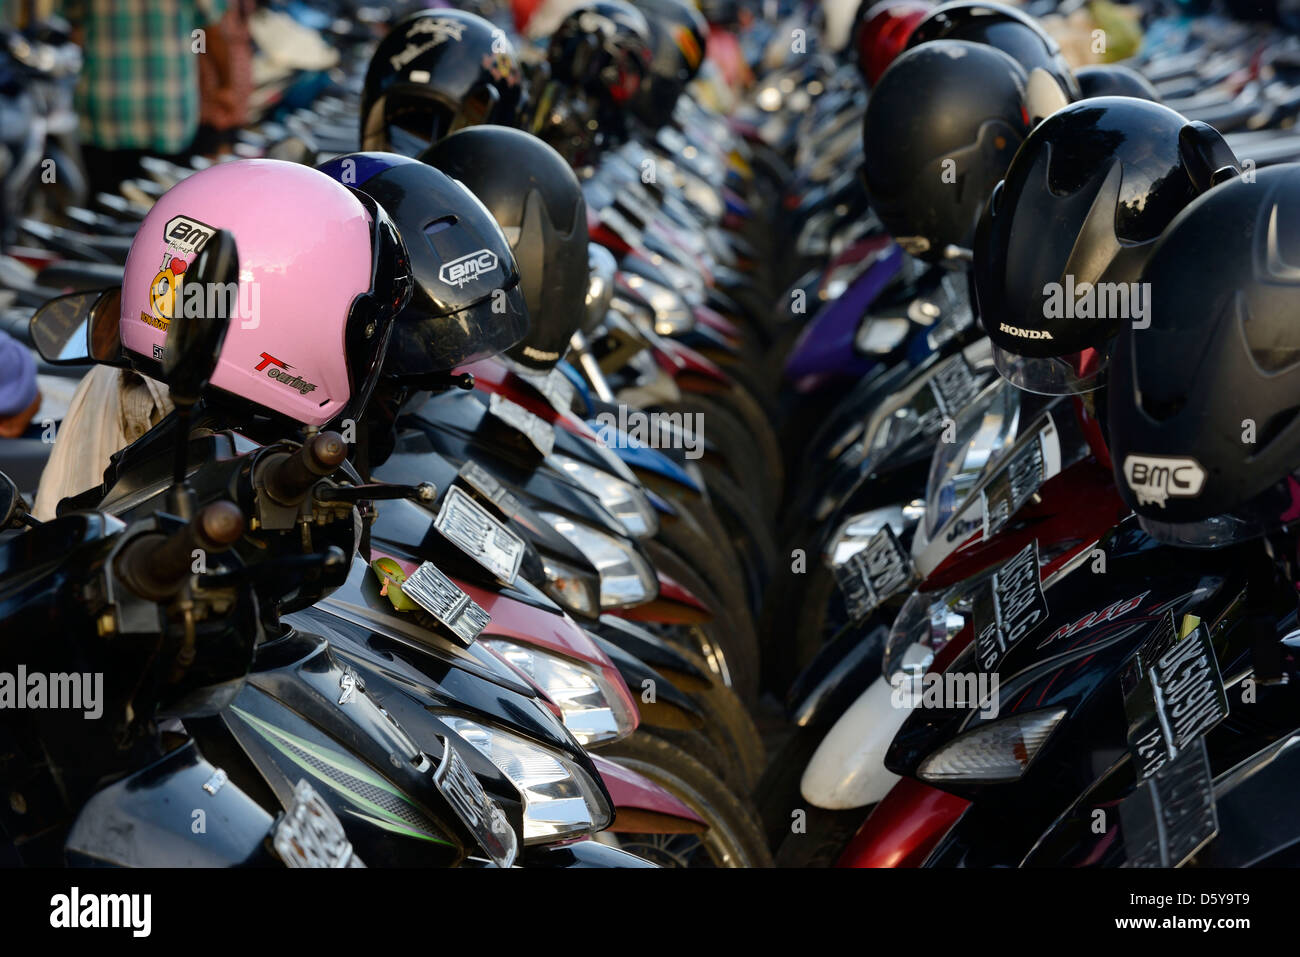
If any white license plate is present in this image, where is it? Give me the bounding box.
[433,736,518,868]
[272,780,364,868]
[402,561,491,645]
[834,525,914,623]
[435,485,525,585]
[488,392,555,457]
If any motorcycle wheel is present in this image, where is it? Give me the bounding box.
[600,732,773,867]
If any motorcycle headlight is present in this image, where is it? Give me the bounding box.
[480,638,637,746]
[917,709,1066,783]
[924,379,1021,539]
[440,716,613,843]
[853,317,911,356]
[824,503,925,567]
[540,554,602,619]
[548,454,658,539]
[881,580,985,681]
[538,512,658,609]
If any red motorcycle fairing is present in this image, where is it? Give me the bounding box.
[836,777,970,868]
[921,458,1129,593]
[591,754,707,832]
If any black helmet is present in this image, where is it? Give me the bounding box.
[862,40,1035,261]
[630,0,709,128]
[906,1,1081,101]
[974,98,1239,394]
[317,152,528,378]
[547,1,655,118]
[1074,64,1161,102]
[361,10,525,155]
[420,127,589,372]
[1106,163,1300,549]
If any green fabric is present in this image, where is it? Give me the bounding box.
[60,0,227,153]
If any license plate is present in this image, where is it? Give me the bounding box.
[516,367,577,416]
[433,736,518,868]
[1121,611,1228,782]
[972,540,1049,673]
[833,525,914,623]
[981,414,1056,540]
[487,392,555,457]
[401,561,491,645]
[435,485,525,585]
[928,354,981,419]
[1119,737,1218,867]
[457,459,523,520]
[272,780,365,868]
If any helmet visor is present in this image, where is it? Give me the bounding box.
[992,342,1106,396]
[1136,472,1300,549]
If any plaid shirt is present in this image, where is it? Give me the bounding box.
[60,0,227,153]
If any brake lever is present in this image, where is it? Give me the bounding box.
[314,481,437,506]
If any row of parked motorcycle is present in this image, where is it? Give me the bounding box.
[4,0,1300,869]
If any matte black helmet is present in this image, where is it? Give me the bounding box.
[974,98,1239,394]
[547,1,655,118]
[361,10,525,155]
[862,40,1037,261]
[630,0,709,128]
[317,152,528,378]
[420,127,588,372]
[906,1,1081,100]
[1075,64,1161,102]
[1106,163,1300,548]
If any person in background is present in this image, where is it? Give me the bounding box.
[0,331,40,440]
[58,0,231,195]
[195,0,253,157]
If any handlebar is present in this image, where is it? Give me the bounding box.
[115,500,245,601]
[262,432,349,506]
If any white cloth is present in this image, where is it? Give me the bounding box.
[33,365,174,520]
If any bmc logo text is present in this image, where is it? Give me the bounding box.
[1123,454,1206,508]
[439,250,499,288]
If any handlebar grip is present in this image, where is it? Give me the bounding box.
[116,500,246,601]
[263,432,348,505]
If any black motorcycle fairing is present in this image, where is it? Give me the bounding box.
[63,739,280,867]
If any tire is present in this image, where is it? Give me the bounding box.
[651,505,753,632]
[642,540,760,707]
[699,464,780,590]
[655,397,775,515]
[645,639,768,794]
[754,722,828,850]
[773,806,870,868]
[599,732,773,867]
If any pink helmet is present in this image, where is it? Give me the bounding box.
[120,159,411,427]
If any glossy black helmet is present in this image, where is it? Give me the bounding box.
[974,98,1239,394]
[1075,64,1161,102]
[361,9,525,155]
[420,127,588,372]
[630,0,709,128]
[1106,163,1300,548]
[547,1,655,117]
[862,40,1038,261]
[906,1,1081,100]
[317,152,528,378]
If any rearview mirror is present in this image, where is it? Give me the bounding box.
[163,229,238,406]
[28,286,127,366]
